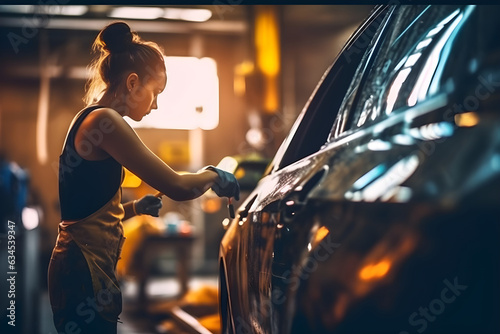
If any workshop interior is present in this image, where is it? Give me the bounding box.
[0,4,374,334]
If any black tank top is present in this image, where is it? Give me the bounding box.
[58,105,123,221]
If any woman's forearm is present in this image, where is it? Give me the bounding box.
[122,201,136,221]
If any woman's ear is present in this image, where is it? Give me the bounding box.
[126,73,139,92]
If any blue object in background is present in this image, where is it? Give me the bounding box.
[0,155,29,233]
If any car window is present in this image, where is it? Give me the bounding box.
[271,6,390,172]
[328,5,469,140]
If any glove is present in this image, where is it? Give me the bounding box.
[133,194,163,217]
[203,165,240,201]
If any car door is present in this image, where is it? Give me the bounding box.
[220,5,392,334]
[282,5,500,334]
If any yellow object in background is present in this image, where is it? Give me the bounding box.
[116,215,165,278]
[159,140,190,166]
[198,313,221,334]
[255,5,281,113]
[182,284,218,305]
[121,167,142,188]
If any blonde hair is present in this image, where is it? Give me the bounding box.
[84,21,166,105]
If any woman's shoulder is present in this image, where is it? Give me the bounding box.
[79,106,131,133]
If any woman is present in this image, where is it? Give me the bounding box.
[48,21,239,333]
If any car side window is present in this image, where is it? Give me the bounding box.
[273,6,390,171]
[328,5,466,139]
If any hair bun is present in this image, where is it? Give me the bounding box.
[98,21,133,53]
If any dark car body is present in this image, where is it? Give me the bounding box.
[219,5,500,334]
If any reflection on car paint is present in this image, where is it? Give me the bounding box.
[410,7,473,104]
[454,112,479,127]
[367,139,393,151]
[345,154,419,202]
[408,122,454,140]
[252,158,315,212]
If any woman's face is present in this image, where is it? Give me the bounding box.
[127,70,167,121]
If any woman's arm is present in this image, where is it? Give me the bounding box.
[77,108,219,201]
[122,201,136,221]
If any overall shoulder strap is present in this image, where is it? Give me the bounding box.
[60,105,104,154]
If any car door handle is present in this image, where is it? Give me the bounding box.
[282,166,328,222]
[238,194,258,219]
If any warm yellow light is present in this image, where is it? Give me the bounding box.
[201,197,222,213]
[313,226,330,245]
[122,168,142,188]
[234,167,246,180]
[126,56,219,130]
[454,112,479,127]
[234,76,246,97]
[234,61,255,97]
[235,61,255,76]
[359,260,391,281]
[255,6,280,76]
[234,61,254,96]
[264,76,279,112]
[254,5,280,113]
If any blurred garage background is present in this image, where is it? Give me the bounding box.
[0,4,373,334]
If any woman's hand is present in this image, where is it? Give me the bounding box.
[134,194,163,217]
[201,166,240,200]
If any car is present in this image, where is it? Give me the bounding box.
[219,4,500,334]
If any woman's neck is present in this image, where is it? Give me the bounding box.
[95,90,127,117]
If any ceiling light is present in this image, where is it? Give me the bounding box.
[164,8,212,22]
[0,5,88,16]
[109,7,164,20]
[59,6,88,16]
